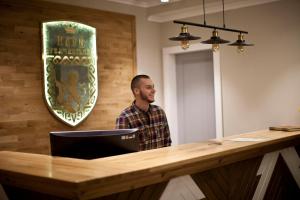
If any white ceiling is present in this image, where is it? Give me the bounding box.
[106,0,280,22]
[106,0,182,8]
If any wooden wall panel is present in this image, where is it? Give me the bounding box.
[2,180,168,200]
[296,145,300,157]
[191,156,263,200]
[0,0,136,154]
[93,181,168,200]
[264,155,300,200]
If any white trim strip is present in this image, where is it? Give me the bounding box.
[252,151,280,200]
[280,147,300,188]
[162,43,223,145]
[0,184,8,200]
[160,175,205,200]
[253,146,300,200]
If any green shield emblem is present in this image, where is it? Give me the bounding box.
[42,21,98,126]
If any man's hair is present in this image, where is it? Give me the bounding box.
[131,74,150,93]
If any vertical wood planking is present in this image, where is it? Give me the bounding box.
[0,0,136,154]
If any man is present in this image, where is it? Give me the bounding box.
[116,75,172,151]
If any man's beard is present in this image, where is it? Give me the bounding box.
[140,91,154,103]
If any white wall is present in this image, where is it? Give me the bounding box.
[46,0,300,136]
[160,0,300,136]
[44,0,164,106]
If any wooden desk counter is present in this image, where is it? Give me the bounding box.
[0,130,300,199]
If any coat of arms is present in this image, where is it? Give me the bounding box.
[42,21,98,126]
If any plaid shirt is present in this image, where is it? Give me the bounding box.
[116,102,172,151]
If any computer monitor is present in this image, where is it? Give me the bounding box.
[49,129,139,159]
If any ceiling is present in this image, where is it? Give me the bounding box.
[106,0,183,8]
[106,0,280,22]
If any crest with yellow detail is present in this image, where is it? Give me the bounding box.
[42,21,98,126]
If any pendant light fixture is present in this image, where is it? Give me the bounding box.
[169,25,201,50]
[169,0,254,53]
[200,0,230,51]
[229,33,254,53]
[201,29,230,52]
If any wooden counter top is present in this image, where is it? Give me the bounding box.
[1,130,300,199]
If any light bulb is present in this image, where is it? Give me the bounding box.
[212,44,219,52]
[181,40,190,50]
[237,45,245,53]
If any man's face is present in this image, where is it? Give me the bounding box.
[135,78,156,103]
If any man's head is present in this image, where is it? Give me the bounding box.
[131,75,155,103]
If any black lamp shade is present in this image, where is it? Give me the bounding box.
[229,40,254,46]
[169,25,201,41]
[201,30,229,44]
[169,32,200,41]
[201,36,230,44]
[229,34,254,46]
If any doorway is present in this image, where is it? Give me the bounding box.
[176,51,216,144]
[162,43,223,145]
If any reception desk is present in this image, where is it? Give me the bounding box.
[0,130,299,200]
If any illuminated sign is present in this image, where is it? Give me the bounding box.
[42,21,98,126]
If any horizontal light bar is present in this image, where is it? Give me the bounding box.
[174,20,248,34]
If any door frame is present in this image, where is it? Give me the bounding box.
[162,43,223,145]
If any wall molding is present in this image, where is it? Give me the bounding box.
[106,0,181,8]
[162,43,223,145]
[148,0,280,22]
